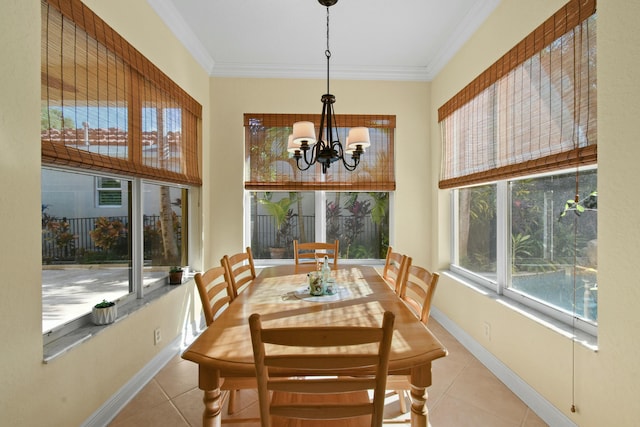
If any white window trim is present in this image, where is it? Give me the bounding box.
[449,167,598,338]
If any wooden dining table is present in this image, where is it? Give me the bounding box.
[182,264,448,427]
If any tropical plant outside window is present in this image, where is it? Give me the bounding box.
[249,191,389,260]
[454,168,598,329]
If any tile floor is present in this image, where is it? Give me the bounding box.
[108,320,548,427]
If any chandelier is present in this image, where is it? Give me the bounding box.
[288,0,370,174]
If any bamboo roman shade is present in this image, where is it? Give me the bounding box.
[41,0,202,186]
[244,114,396,191]
[438,0,596,189]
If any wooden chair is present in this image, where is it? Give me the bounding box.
[194,265,256,416]
[194,266,234,327]
[399,261,440,324]
[222,247,257,298]
[381,246,409,294]
[249,311,395,427]
[388,260,440,414]
[293,240,339,268]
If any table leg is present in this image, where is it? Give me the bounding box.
[410,384,428,427]
[199,366,222,427]
[409,364,432,427]
[202,389,222,427]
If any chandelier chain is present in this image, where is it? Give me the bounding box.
[325,5,331,94]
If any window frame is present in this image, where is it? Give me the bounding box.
[449,166,598,337]
[245,190,394,264]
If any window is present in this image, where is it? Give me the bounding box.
[441,0,597,334]
[41,0,201,339]
[452,168,597,333]
[244,113,395,260]
[96,177,122,207]
[42,168,189,334]
[42,168,132,332]
[248,191,389,260]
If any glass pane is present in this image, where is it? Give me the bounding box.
[326,192,389,260]
[510,170,597,323]
[98,190,122,206]
[42,168,131,333]
[457,185,497,277]
[98,177,121,189]
[141,98,184,174]
[142,183,185,267]
[250,192,315,259]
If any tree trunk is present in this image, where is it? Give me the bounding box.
[156,109,179,263]
[160,185,178,263]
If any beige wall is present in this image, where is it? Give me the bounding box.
[0,1,209,425]
[206,78,432,268]
[431,1,640,426]
[3,0,638,426]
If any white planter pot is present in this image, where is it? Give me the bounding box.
[92,304,117,325]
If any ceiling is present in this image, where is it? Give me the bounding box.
[147,0,500,81]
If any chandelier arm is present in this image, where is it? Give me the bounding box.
[303,143,319,167]
[294,145,316,171]
[336,142,360,172]
[295,155,316,171]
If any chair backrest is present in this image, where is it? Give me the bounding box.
[293,240,339,268]
[382,246,409,294]
[222,247,257,298]
[194,265,234,327]
[399,259,440,324]
[249,311,395,427]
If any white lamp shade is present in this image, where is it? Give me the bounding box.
[347,127,370,149]
[292,121,317,146]
[287,134,299,153]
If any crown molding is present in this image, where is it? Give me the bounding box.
[209,63,432,81]
[146,0,215,74]
[149,0,500,82]
[425,0,501,79]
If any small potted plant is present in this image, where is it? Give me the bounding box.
[169,266,184,284]
[92,299,117,325]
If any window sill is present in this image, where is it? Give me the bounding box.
[43,281,189,363]
[442,270,598,351]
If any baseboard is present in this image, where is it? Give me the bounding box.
[431,307,577,427]
[80,335,182,427]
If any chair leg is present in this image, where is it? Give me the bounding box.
[397,389,408,413]
[227,389,237,415]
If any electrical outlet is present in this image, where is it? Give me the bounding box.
[483,321,491,341]
[154,328,161,345]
